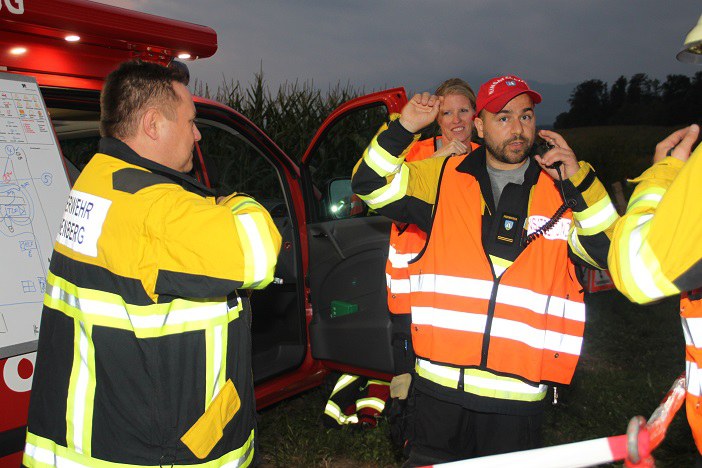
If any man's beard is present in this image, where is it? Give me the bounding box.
[485,136,533,166]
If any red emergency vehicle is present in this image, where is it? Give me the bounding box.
[0,0,406,463]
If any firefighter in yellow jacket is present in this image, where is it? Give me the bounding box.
[608,17,702,462]
[24,61,281,467]
[352,75,619,465]
[608,123,702,460]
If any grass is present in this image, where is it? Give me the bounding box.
[559,125,682,197]
[257,378,402,467]
[256,289,694,467]
[543,290,694,467]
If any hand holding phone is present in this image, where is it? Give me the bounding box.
[534,139,562,169]
[535,130,580,179]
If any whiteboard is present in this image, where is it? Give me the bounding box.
[0,73,71,359]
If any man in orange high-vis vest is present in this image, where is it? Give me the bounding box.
[387,78,479,374]
[352,75,618,466]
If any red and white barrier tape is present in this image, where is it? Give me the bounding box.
[429,374,686,468]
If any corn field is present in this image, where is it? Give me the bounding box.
[194,71,369,162]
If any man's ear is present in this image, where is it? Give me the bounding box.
[474,116,484,139]
[141,108,161,141]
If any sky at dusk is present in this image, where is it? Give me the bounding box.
[95,0,701,126]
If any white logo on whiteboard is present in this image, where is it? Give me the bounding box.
[56,190,111,257]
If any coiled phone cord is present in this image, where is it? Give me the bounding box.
[521,164,576,246]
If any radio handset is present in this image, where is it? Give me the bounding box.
[522,140,576,246]
[534,139,562,170]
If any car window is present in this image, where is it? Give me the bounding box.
[196,120,286,213]
[50,107,217,188]
[305,104,388,221]
[50,108,102,183]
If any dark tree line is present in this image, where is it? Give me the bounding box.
[554,72,702,129]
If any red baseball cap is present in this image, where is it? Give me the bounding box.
[473,75,542,119]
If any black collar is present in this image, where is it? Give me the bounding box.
[98,137,214,197]
[455,145,542,186]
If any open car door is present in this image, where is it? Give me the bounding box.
[301,88,407,376]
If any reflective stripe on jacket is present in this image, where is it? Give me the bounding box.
[386,138,480,315]
[682,292,702,453]
[24,139,281,467]
[407,155,585,386]
[608,144,702,454]
[386,137,438,315]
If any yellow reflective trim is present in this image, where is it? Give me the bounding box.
[65,320,81,453]
[45,274,242,338]
[229,198,263,213]
[359,165,410,209]
[83,325,96,457]
[415,363,458,389]
[324,401,359,425]
[614,214,650,303]
[626,197,660,212]
[416,362,547,402]
[232,215,256,286]
[356,397,386,412]
[489,255,513,276]
[324,400,343,422]
[573,196,619,236]
[364,139,404,176]
[621,216,671,302]
[205,324,228,407]
[489,256,513,270]
[462,369,547,402]
[610,183,677,303]
[330,374,359,396]
[568,229,598,267]
[219,324,229,398]
[367,379,390,387]
[65,322,96,456]
[24,429,255,467]
[205,328,215,406]
[638,229,679,298]
[246,211,278,286]
[627,186,665,210]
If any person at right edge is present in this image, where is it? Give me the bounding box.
[608,14,702,465]
[352,75,619,465]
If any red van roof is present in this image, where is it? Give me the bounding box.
[0,0,217,89]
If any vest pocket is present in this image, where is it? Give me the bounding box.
[180,378,241,459]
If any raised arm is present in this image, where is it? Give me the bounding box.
[537,129,620,269]
[609,124,702,303]
[351,94,446,231]
[155,191,282,299]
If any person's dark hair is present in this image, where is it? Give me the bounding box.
[434,78,477,110]
[100,60,190,139]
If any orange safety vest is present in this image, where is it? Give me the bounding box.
[386,138,479,315]
[407,155,585,385]
[680,291,702,453]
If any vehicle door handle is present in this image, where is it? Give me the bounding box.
[310,228,346,259]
